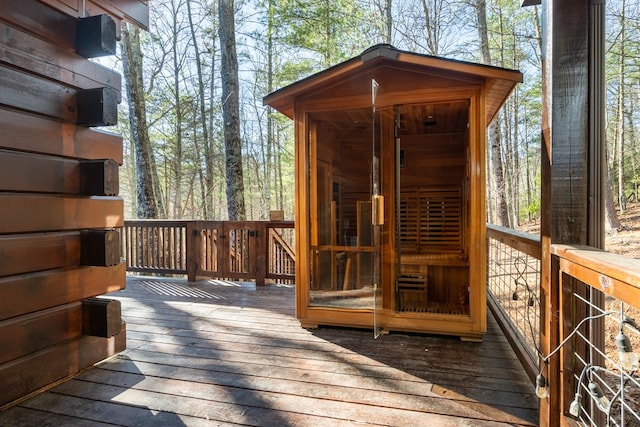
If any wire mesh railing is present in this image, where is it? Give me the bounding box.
[486,224,541,381]
[548,245,640,427]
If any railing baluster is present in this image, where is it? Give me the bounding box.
[122,220,295,284]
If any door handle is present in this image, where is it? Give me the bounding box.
[372,195,384,226]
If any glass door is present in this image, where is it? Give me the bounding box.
[307,102,379,311]
[371,80,384,338]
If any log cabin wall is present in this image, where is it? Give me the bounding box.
[0,0,148,408]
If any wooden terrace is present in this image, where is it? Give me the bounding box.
[2,3,637,426]
[0,275,537,426]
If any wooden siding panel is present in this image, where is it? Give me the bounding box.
[0,232,80,277]
[0,328,126,409]
[0,107,123,164]
[0,303,83,365]
[39,0,149,31]
[0,21,121,96]
[0,195,123,234]
[0,65,75,121]
[0,0,76,51]
[0,151,80,194]
[0,0,145,409]
[0,151,118,195]
[0,263,126,321]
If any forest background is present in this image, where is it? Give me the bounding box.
[111,0,639,235]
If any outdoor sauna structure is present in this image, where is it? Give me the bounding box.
[265,45,522,341]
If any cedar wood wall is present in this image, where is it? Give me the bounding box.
[0,0,147,408]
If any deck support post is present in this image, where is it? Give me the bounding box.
[539,0,606,425]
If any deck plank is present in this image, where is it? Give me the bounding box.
[0,276,538,426]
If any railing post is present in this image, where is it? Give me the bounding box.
[186,221,198,282]
[254,222,267,286]
[538,252,561,427]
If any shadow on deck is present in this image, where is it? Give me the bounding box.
[0,275,538,426]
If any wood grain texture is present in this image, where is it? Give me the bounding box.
[0,107,123,164]
[0,0,76,51]
[0,151,80,194]
[0,232,80,277]
[0,195,123,233]
[0,21,121,95]
[0,0,144,411]
[0,303,83,365]
[0,263,126,321]
[0,64,75,121]
[0,276,538,425]
[0,325,125,409]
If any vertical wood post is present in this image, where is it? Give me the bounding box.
[254,222,268,286]
[539,0,604,425]
[186,221,198,282]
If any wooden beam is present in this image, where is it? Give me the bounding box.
[80,159,120,196]
[0,195,123,233]
[77,87,119,127]
[0,0,75,51]
[549,1,589,245]
[0,263,126,321]
[0,65,75,122]
[75,15,117,58]
[0,326,126,409]
[81,230,121,267]
[0,151,80,194]
[0,21,121,95]
[0,303,82,365]
[539,1,596,425]
[0,232,80,277]
[82,298,122,337]
[0,107,123,164]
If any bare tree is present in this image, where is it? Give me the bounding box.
[219,0,246,220]
[121,23,161,219]
[474,0,510,227]
[187,0,216,219]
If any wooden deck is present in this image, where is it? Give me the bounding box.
[0,276,538,426]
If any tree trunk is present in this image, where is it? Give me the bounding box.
[605,167,621,234]
[187,0,215,219]
[265,0,275,217]
[121,23,158,219]
[420,0,443,55]
[218,0,246,220]
[385,0,392,43]
[475,0,510,227]
[615,2,626,212]
[171,0,184,219]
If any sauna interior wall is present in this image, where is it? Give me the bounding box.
[398,117,469,305]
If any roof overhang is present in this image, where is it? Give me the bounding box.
[264,44,523,125]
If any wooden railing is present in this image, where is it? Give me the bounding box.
[487,224,640,426]
[545,245,640,426]
[486,224,542,383]
[122,220,295,285]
